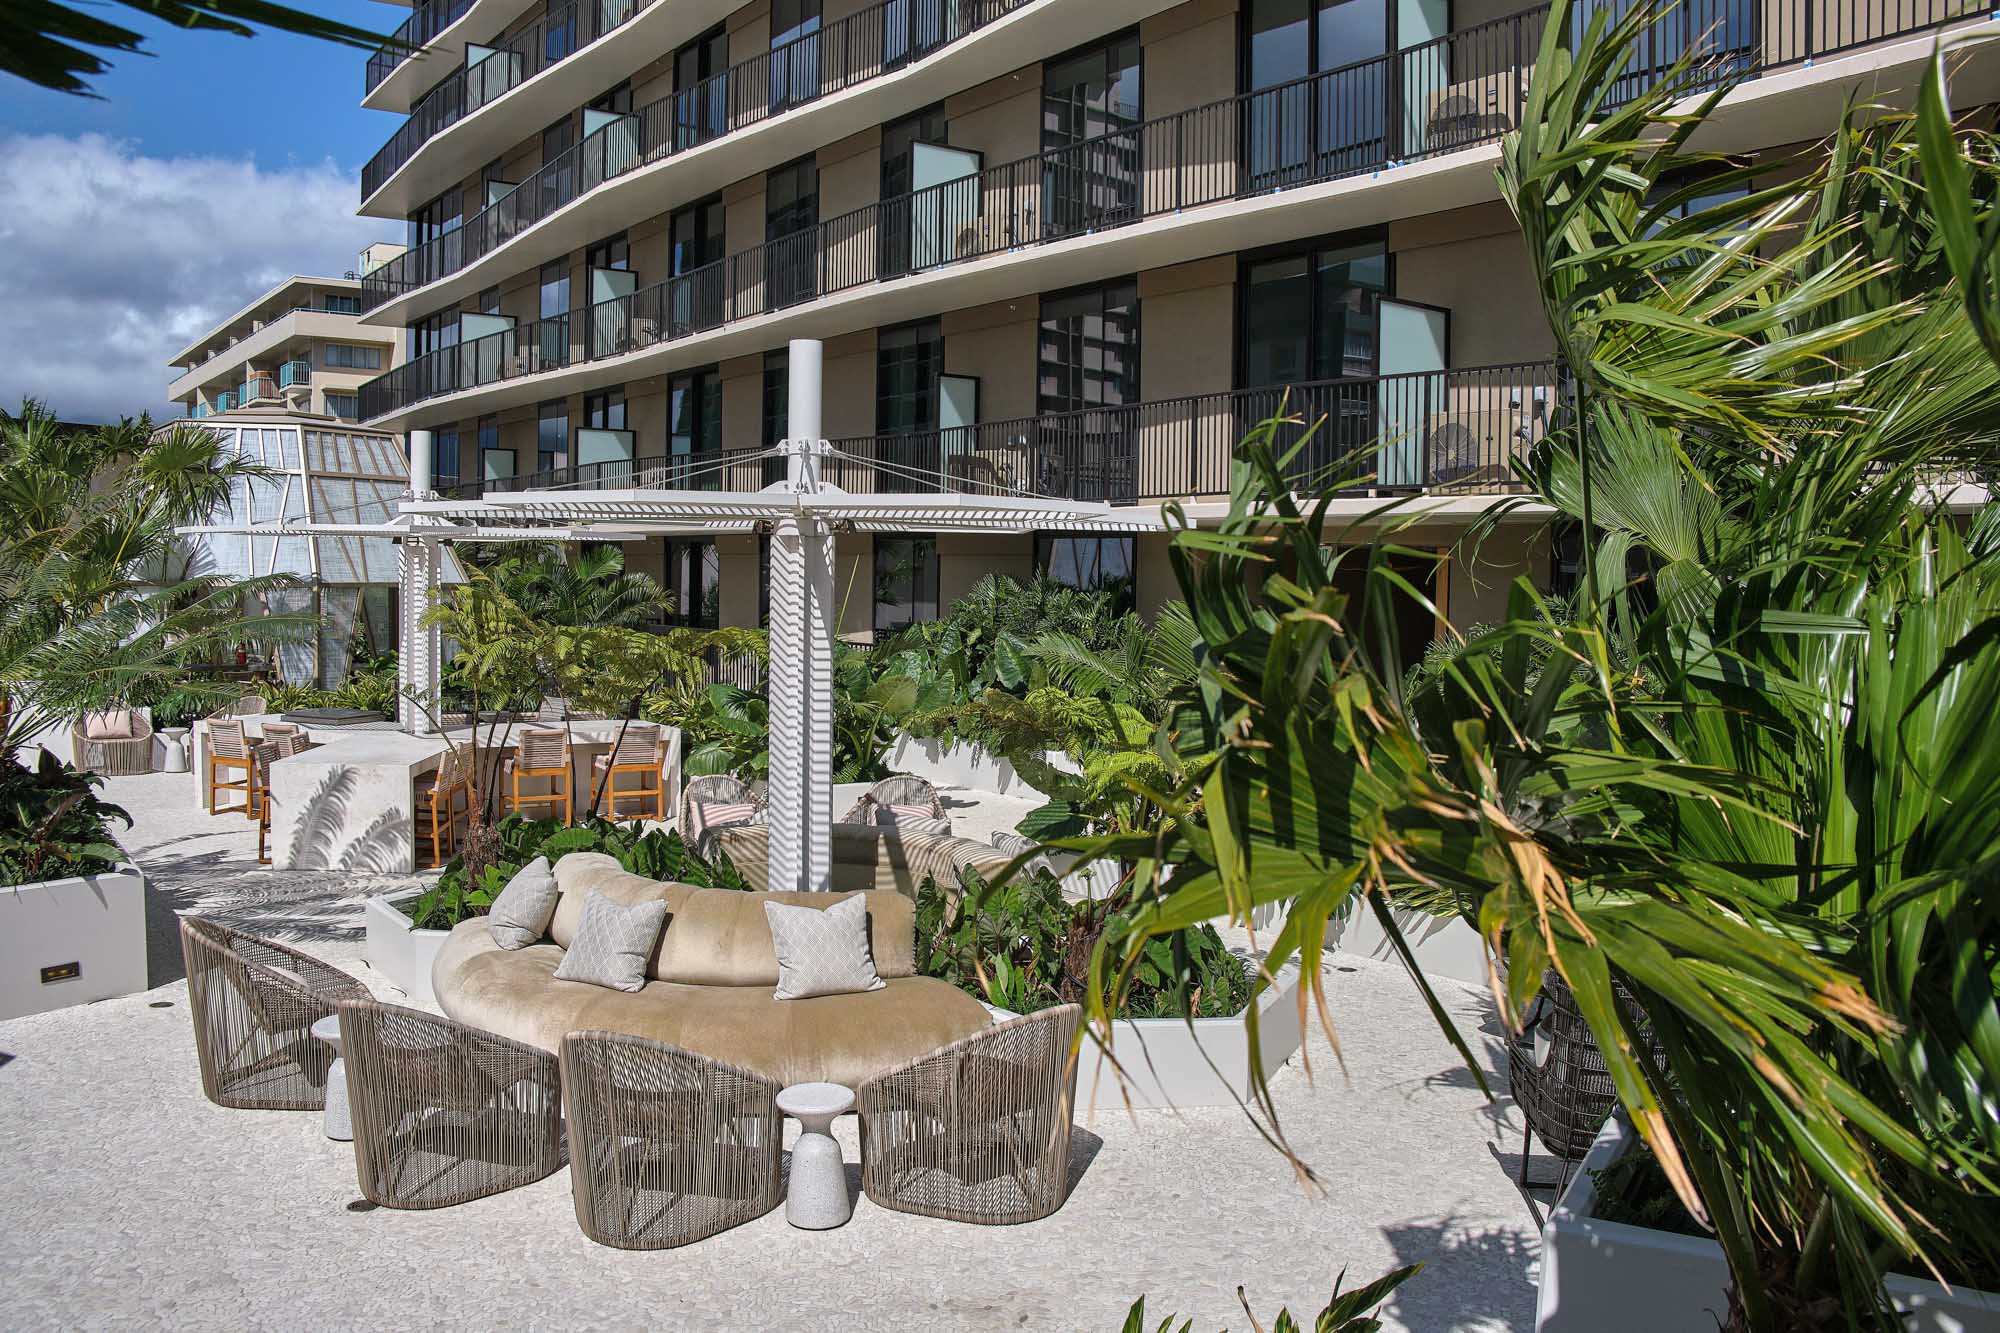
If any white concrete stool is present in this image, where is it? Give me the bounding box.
[777,1081,854,1229]
[309,1015,351,1142]
[155,728,190,775]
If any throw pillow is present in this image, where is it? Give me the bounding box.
[875,805,953,837]
[83,709,134,740]
[552,891,669,993]
[881,801,941,823]
[763,894,885,1000]
[688,798,757,841]
[486,855,560,950]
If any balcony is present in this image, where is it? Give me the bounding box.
[360,0,656,201]
[432,362,1557,505]
[242,373,280,403]
[364,0,475,101]
[278,360,312,389]
[360,0,1994,424]
[360,0,1040,308]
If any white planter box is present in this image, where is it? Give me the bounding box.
[363,889,452,1006]
[0,864,148,1019]
[994,961,1305,1112]
[886,735,1080,802]
[1539,1116,2000,1332]
[1327,902,1488,986]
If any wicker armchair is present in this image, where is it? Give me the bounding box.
[338,998,565,1210]
[858,1004,1081,1225]
[1508,971,1664,1191]
[179,917,369,1110]
[840,773,946,825]
[70,709,155,776]
[561,1030,784,1249]
[213,694,268,718]
[677,773,762,842]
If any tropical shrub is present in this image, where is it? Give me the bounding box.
[0,750,130,885]
[914,868,1251,1020]
[265,652,400,714]
[403,813,748,930]
[1117,1264,1420,1333]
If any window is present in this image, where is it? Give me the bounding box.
[583,386,626,431]
[324,343,383,370]
[1043,32,1141,232]
[766,156,819,309]
[408,306,460,360]
[478,415,506,478]
[434,426,462,486]
[407,188,462,250]
[670,196,726,275]
[540,116,576,214]
[539,260,571,320]
[1241,0,1389,179]
[325,392,359,420]
[881,103,949,200]
[669,367,722,484]
[585,233,630,272]
[1035,534,1135,612]
[761,348,790,486]
[876,320,942,435]
[769,0,821,111]
[1039,279,1140,414]
[664,538,721,627]
[873,537,938,634]
[545,0,578,63]
[674,25,729,148]
[477,286,501,316]
[321,293,362,315]
[537,399,569,476]
[1239,238,1387,388]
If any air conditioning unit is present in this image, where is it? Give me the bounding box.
[1424,69,1529,153]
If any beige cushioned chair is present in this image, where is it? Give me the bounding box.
[431,853,991,1090]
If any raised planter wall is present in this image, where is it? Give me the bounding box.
[1326,902,1490,987]
[1539,1116,2000,1332]
[0,864,148,1019]
[995,962,1305,1112]
[363,889,452,1006]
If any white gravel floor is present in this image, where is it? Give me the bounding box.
[0,770,1546,1332]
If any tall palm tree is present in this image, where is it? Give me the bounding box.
[1066,7,2000,1329]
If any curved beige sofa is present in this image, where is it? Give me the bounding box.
[432,852,991,1089]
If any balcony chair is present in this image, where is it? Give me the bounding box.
[840,774,948,831]
[561,1031,783,1248]
[677,773,763,848]
[857,1005,1082,1225]
[179,917,369,1110]
[338,998,564,1210]
[591,723,668,824]
[503,728,573,825]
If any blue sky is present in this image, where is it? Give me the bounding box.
[0,2,410,423]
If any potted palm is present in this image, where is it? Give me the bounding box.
[1062,8,2000,1329]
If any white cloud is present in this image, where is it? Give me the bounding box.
[0,133,389,424]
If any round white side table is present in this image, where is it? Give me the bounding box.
[777,1081,855,1229]
[156,728,190,775]
[309,1015,351,1142]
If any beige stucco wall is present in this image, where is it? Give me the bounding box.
[716,533,762,627]
[941,298,1039,423]
[1142,0,1239,118]
[1133,531,1179,620]
[938,533,1033,607]
[1390,202,1554,368]
[820,328,877,438]
[1137,257,1236,498]
[946,68,1041,168]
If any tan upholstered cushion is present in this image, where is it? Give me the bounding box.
[547,851,916,984]
[430,918,989,1087]
[83,709,135,740]
[486,855,559,949]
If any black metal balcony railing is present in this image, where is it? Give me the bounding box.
[361,0,1031,304]
[365,0,474,95]
[361,0,1987,421]
[361,0,657,200]
[431,361,1559,504]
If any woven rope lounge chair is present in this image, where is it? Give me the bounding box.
[180,917,369,1110]
[70,709,154,777]
[561,1030,783,1249]
[840,774,948,827]
[677,773,762,844]
[338,998,564,1210]
[858,1004,1081,1225]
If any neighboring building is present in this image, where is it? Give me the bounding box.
[169,262,407,423]
[344,0,1996,648]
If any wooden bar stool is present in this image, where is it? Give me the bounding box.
[208,719,256,818]
[503,728,572,825]
[416,747,470,868]
[591,724,666,823]
[252,733,307,864]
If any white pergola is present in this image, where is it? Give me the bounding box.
[388,340,1165,890]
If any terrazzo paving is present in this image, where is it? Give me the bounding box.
[0,768,1545,1331]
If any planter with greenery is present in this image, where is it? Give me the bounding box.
[916,868,1302,1110]
[0,750,146,1018]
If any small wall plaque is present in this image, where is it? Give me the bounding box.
[40,962,81,984]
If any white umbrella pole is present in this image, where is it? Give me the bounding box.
[766,341,833,890]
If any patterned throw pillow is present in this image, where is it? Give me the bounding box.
[763,894,886,1000]
[687,799,758,842]
[552,891,669,992]
[486,855,559,950]
[875,803,952,837]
